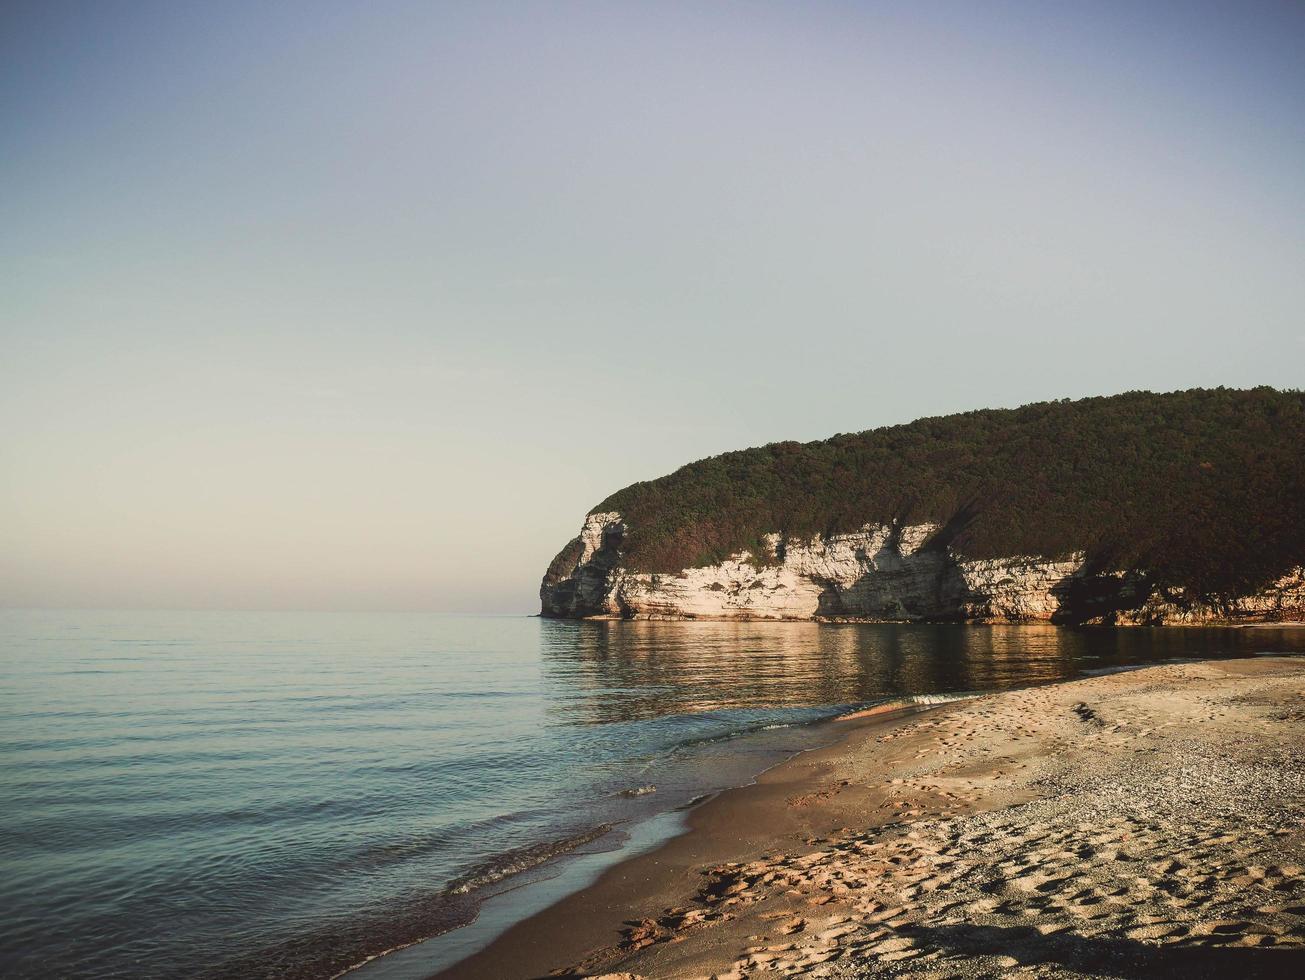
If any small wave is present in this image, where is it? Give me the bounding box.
[344,809,548,872]
[835,692,978,720]
[617,784,656,798]
[676,793,711,810]
[1082,657,1206,676]
[906,692,981,705]
[443,824,612,896]
[650,708,841,754]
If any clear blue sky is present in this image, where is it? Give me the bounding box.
[2,0,1302,612]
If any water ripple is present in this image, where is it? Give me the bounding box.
[3,609,1303,980]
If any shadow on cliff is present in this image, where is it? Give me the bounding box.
[920,499,982,554]
[815,503,982,620]
[1049,548,1153,626]
[541,523,626,618]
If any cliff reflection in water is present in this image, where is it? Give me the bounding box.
[538,620,1305,727]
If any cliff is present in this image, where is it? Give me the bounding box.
[541,512,1305,624]
[541,389,1305,625]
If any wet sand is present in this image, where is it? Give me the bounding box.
[435,657,1305,979]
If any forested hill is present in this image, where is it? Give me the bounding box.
[590,388,1305,599]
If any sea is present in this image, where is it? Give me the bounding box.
[3,609,1304,978]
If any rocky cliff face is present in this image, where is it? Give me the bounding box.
[540,512,1305,625]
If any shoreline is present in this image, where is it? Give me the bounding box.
[427,701,945,980]
[348,700,932,980]
[434,657,1305,979]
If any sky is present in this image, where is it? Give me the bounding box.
[2,0,1303,613]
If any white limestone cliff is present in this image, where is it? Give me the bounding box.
[540,512,1305,625]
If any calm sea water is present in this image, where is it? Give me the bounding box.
[3,610,1304,979]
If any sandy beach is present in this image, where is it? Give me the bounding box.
[438,656,1305,979]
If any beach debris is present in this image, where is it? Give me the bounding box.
[1072,701,1104,725]
[619,918,669,950]
[778,916,806,935]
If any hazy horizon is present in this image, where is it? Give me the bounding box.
[4,1,1303,613]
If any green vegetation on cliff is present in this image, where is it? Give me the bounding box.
[591,388,1305,599]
